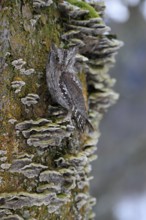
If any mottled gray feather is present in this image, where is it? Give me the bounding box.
[46,44,92,131]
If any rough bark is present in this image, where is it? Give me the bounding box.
[0,0,122,219]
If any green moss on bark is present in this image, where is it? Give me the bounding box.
[67,0,99,18]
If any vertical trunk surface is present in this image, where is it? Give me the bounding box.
[0,0,122,219]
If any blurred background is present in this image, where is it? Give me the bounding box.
[90,0,146,219]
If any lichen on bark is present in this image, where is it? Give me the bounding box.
[0,0,122,219]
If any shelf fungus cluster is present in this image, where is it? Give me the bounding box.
[0,0,122,219]
[33,0,53,8]
[1,117,97,219]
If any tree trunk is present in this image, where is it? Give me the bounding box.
[0,0,122,219]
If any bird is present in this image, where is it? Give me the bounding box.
[46,44,93,131]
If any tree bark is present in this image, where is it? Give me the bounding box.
[0,0,122,219]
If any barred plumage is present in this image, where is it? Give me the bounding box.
[46,44,92,131]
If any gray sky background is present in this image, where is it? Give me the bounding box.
[90,1,146,220]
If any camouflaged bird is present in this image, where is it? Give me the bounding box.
[46,44,92,131]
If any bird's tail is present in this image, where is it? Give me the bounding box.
[72,107,94,132]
